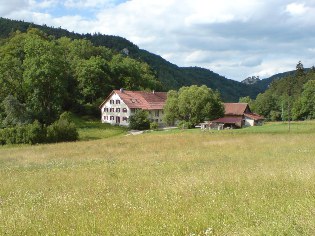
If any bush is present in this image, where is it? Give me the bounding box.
[0,121,46,145]
[177,121,194,129]
[129,110,150,130]
[269,110,281,121]
[0,112,78,145]
[27,121,46,144]
[150,122,159,130]
[0,131,5,145]
[47,112,78,143]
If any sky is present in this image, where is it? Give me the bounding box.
[1,0,315,81]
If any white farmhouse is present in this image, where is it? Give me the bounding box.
[99,89,167,126]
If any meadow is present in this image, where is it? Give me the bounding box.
[0,121,315,235]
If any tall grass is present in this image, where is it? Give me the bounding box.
[0,122,315,235]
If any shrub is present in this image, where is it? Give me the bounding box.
[0,121,46,145]
[150,122,159,130]
[27,121,46,144]
[0,113,78,145]
[47,112,78,143]
[0,130,5,145]
[177,121,194,129]
[129,110,150,130]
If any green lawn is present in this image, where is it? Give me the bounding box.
[0,121,315,235]
[72,115,127,141]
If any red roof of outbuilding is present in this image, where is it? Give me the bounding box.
[224,103,250,116]
[244,113,265,120]
[211,117,243,124]
[100,90,167,110]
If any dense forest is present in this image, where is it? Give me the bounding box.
[0,17,272,101]
[241,62,315,121]
[0,28,161,128]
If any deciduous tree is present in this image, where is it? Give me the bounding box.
[23,32,66,124]
[163,85,224,126]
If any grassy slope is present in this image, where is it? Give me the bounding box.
[0,122,315,235]
[70,115,127,141]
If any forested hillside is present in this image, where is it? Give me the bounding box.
[0,28,161,128]
[0,17,270,101]
[242,62,315,121]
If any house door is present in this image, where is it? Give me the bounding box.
[116,116,120,124]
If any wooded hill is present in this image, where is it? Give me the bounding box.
[1,17,271,102]
[242,62,315,121]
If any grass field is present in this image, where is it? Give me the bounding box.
[0,121,315,235]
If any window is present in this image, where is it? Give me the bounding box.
[110,100,114,104]
[104,107,108,112]
[110,116,114,120]
[123,108,127,113]
[123,117,127,121]
[110,108,114,112]
[155,110,159,117]
[103,116,107,120]
[116,100,120,104]
[116,108,120,112]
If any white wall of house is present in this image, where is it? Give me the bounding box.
[100,93,131,126]
[148,109,164,125]
[244,117,254,127]
[100,93,165,127]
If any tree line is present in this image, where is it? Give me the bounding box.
[0,17,269,102]
[0,28,162,144]
[0,28,161,128]
[240,62,315,121]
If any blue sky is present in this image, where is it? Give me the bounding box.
[1,0,315,81]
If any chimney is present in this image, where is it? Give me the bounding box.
[120,88,124,93]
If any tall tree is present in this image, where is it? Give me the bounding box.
[110,54,161,91]
[2,95,30,127]
[75,56,112,104]
[0,31,27,102]
[23,30,67,124]
[163,90,179,125]
[293,80,315,119]
[296,61,305,77]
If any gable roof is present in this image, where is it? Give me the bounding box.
[100,90,167,110]
[211,117,243,124]
[224,103,250,116]
[244,113,265,121]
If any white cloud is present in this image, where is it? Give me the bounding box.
[36,0,58,9]
[0,0,30,15]
[285,2,309,15]
[64,0,114,9]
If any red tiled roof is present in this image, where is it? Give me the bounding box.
[244,113,265,120]
[211,117,243,124]
[224,103,250,116]
[100,90,167,110]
